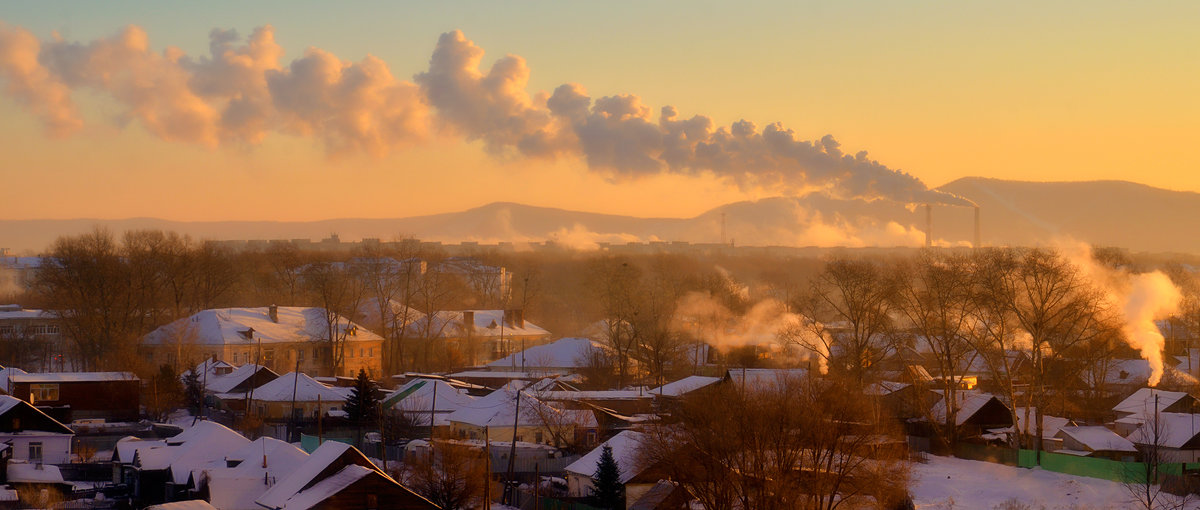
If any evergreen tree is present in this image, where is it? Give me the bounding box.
[344,369,380,439]
[591,445,624,509]
[183,367,204,416]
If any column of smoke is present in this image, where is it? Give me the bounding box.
[0,24,973,209]
[0,267,20,299]
[1063,241,1182,386]
[670,291,828,374]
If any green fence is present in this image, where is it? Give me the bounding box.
[299,434,355,453]
[956,445,1200,484]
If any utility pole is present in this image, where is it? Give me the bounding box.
[483,426,491,507]
[288,359,300,442]
[504,389,521,505]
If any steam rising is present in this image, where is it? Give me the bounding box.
[0,23,967,205]
[1064,241,1182,386]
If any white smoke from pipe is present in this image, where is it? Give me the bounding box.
[0,24,970,206]
[671,292,825,373]
[1060,240,1182,386]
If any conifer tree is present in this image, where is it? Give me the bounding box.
[591,445,624,509]
[344,369,380,444]
[183,367,204,416]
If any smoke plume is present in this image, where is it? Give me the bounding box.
[0,23,968,206]
[1063,241,1182,386]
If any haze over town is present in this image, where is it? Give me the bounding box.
[2,2,1200,510]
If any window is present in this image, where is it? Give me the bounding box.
[28,442,42,462]
[30,324,59,335]
[359,348,364,358]
[367,494,378,510]
[535,431,543,444]
[0,325,14,336]
[30,384,59,402]
[297,349,305,361]
[368,347,374,357]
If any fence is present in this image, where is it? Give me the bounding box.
[953,444,1200,484]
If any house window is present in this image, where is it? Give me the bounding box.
[28,442,42,462]
[30,384,59,402]
[359,348,364,358]
[297,349,305,361]
[366,494,378,510]
[587,430,598,447]
[0,325,14,336]
[31,324,59,335]
[535,431,543,444]
[368,347,374,357]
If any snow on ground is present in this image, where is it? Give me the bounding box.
[912,455,1200,509]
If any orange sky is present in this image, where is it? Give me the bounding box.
[2,2,1198,221]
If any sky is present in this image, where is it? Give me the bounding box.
[1,1,1198,222]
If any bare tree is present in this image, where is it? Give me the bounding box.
[892,251,978,451]
[590,257,643,388]
[303,260,368,376]
[798,257,899,389]
[402,438,490,510]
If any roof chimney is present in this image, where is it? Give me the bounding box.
[462,311,475,336]
[268,304,279,323]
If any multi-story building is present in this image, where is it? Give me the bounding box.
[0,305,68,372]
[140,306,384,378]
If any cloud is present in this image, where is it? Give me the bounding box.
[0,24,968,205]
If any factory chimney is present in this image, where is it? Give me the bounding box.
[973,206,981,249]
[924,204,933,248]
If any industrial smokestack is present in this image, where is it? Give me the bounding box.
[974,206,981,249]
[924,204,932,248]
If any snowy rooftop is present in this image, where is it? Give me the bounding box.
[930,391,1007,426]
[10,371,137,383]
[204,363,277,394]
[725,368,809,389]
[386,379,476,412]
[650,375,721,397]
[137,421,252,485]
[1011,408,1072,439]
[203,437,310,510]
[564,430,647,483]
[249,372,350,403]
[356,298,426,333]
[1125,412,1200,449]
[0,368,26,393]
[7,462,65,484]
[446,386,597,429]
[142,307,383,346]
[487,337,607,371]
[1113,387,1191,416]
[256,441,376,510]
[0,308,53,320]
[405,309,550,339]
[1056,425,1137,453]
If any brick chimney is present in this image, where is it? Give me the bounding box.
[462,311,475,336]
[268,304,279,323]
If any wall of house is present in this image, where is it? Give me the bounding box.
[249,400,345,422]
[143,338,383,378]
[12,380,140,422]
[3,433,71,464]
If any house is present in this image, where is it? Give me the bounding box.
[122,421,251,506]
[649,376,721,399]
[9,371,140,422]
[929,391,1013,441]
[140,306,385,378]
[405,309,551,366]
[196,437,310,510]
[5,461,73,506]
[447,383,598,448]
[1053,426,1137,461]
[565,430,664,506]
[254,441,437,510]
[244,373,349,428]
[0,395,73,465]
[724,368,809,391]
[1113,388,1198,421]
[0,305,67,372]
[628,480,694,510]
[867,381,942,422]
[383,378,476,430]
[486,337,607,376]
[1124,412,1200,462]
[1011,408,1074,451]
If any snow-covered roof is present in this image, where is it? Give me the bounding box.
[203,437,309,510]
[649,376,721,397]
[0,308,53,320]
[725,368,808,389]
[256,441,378,510]
[0,367,26,393]
[1056,426,1137,453]
[446,386,597,429]
[10,372,137,383]
[135,421,251,485]
[7,462,64,484]
[1113,388,1191,416]
[384,379,476,425]
[142,307,382,346]
[487,337,606,370]
[1125,412,1200,449]
[564,430,647,483]
[249,372,350,403]
[931,391,1008,427]
[405,309,550,339]
[203,364,276,394]
[0,395,73,434]
[865,381,911,396]
[356,298,426,333]
[114,436,165,464]
[277,464,373,510]
[1011,408,1071,439]
[146,501,219,510]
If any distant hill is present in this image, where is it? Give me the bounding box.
[3,178,1200,254]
